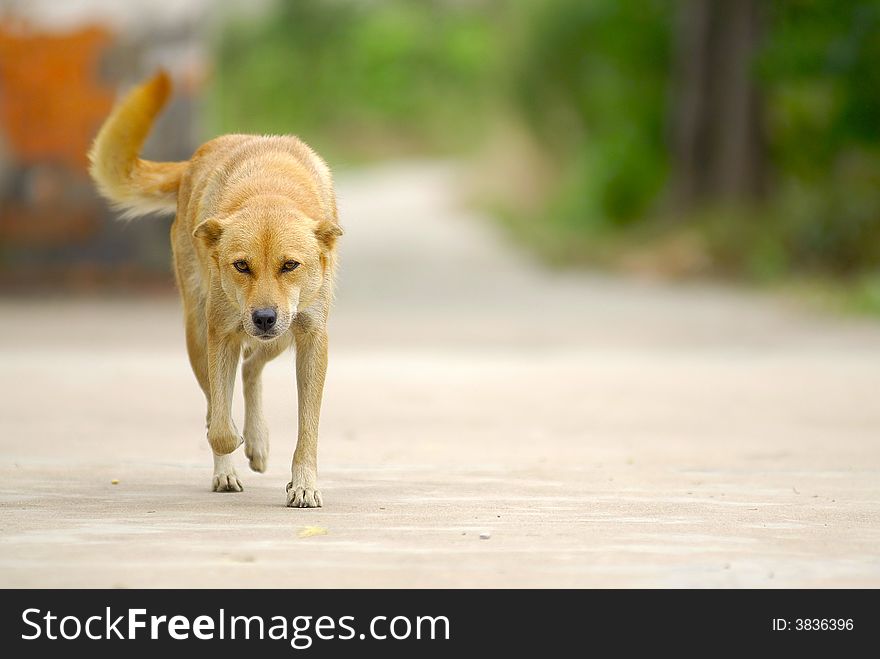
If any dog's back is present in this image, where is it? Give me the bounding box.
[183,134,337,233]
[88,73,337,232]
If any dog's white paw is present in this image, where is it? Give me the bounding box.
[286,482,322,508]
[212,471,243,492]
[212,453,243,492]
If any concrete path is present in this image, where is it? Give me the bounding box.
[1,162,879,587]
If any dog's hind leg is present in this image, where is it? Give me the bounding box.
[184,313,211,427]
[242,339,288,473]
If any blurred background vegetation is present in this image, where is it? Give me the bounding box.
[2,0,879,311]
[209,0,880,312]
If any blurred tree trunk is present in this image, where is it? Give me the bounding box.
[671,0,766,208]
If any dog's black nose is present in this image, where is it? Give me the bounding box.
[252,308,277,332]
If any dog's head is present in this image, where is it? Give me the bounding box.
[193,197,341,340]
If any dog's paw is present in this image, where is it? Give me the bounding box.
[245,444,268,473]
[244,426,269,473]
[212,470,243,492]
[286,481,322,508]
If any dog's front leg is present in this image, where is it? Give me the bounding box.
[286,327,328,508]
[207,329,243,492]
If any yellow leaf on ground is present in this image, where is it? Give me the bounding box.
[298,526,328,538]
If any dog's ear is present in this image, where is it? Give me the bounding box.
[315,220,343,251]
[193,217,223,247]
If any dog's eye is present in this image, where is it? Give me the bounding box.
[281,260,300,273]
[233,260,250,273]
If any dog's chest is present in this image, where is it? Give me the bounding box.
[241,332,293,355]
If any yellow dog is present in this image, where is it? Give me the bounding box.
[89,72,342,507]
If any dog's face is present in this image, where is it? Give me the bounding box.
[194,199,341,340]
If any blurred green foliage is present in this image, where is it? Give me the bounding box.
[210,0,880,300]
[506,0,672,228]
[758,1,880,276]
[209,0,501,161]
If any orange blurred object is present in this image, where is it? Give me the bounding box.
[0,21,114,172]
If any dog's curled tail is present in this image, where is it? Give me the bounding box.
[88,71,187,218]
